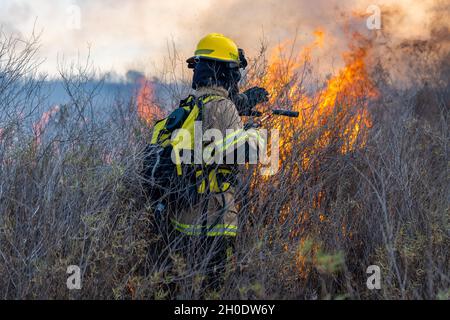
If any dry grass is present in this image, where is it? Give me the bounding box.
[0,31,448,300]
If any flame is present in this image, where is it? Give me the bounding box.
[248,30,378,274]
[313,29,325,48]
[136,77,165,125]
[33,105,60,146]
[257,30,376,165]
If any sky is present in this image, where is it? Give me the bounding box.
[0,0,444,78]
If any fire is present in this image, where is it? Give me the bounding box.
[136,76,165,125]
[313,29,325,48]
[33,105,60,146]
[257,29,376,164]
[248,30,378,273]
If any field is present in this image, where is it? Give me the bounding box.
[0,27,448,299]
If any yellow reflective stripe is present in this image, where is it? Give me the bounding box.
[220,130,265,154]
[174,225,237,234]
[218,135,248,153]
[171,218,237,230]
[204,128,265,159]
[221,129,246,148]
[170,219,237,236]
[201,95,223,104]
[173,227,237,236]
[207,230,237,236]
[203,129,244,163]
[177,229,237,236]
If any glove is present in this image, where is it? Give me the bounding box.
[243,87,269,108]
[233,87,269,116]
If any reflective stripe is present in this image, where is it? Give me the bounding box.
[171,219,237,236]
[221,129,247,149]
[201,95,222,104]
[204,129,244,154]
[204,128,265,162]
[219,134,248,153]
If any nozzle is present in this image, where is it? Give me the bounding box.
[272,109,299,118]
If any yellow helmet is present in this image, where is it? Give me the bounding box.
[187,33,240,66]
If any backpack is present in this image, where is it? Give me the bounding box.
[142,94,223,204]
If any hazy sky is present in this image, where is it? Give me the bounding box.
[0,0,441,78]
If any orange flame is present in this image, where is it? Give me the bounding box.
[248,30,378,270]
[257,30,376,165]
[33,105,60,145]
[136,77,165,125]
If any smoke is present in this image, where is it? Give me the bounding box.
[0,0,212,76]
[191,0,449,59]
[369,0,450,87]
[191,0,448,44]
[125,70,146,83]
[0,0,448,78]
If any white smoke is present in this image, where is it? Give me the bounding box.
[0,0,447,77]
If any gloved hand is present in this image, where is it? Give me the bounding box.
[243,87,269,108]
[233,87,269,116]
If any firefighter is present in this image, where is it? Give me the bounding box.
[150,33,268,294]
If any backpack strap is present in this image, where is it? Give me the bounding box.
[171,94,226,176]
[197,94,225,104]
[179,95,196,108]
[195,94,225,123]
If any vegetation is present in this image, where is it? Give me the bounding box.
[0,30,448,299]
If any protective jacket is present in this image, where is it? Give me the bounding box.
[169,86,261,237]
